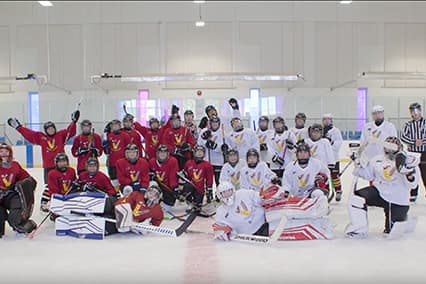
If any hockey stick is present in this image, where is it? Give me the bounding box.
[64,97,83,144]
[221,123,227,162]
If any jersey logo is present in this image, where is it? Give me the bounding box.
[151,135,159,145]
[62,181,69,193]
[192,169,203,182]
[47,139,57,151]
[133,203,142,217]
[310,145,318,156]
[372,129,382,139]
[250,171,261,186]
[383,165,396,180]
[236,201,250,217]
[276,139,285,151]
[130,170,140,182]
[258,134,266,144]
[156,171,165,182]
[111,139,121,151]
[296,133,302,142]
[230,172,241,185]
[1,173,13,189]
[235,133,244,144]
[174,134,183,145]
[297,173,310,187]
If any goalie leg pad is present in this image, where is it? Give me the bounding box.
[55,215,105,240]
[114,203,133,233]
[276,218,334,240]
[345,194,368,237]
[265,195,329,221]
[50,192,106,216]
[14,177,36,220]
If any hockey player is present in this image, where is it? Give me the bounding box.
[266,116,297,178]
[104,119,131,192]
[198,116,225,187]
[160,114,195,170]
[213,181,268,241]
[184,110,199,141]
[71,119,103,174]
[227,117,259,159]
[134,117,161,160]
[219,149,247,191]
[0,143,37,237]
[322,114,344,201]
[345,137,419,238]
[122,113,144,158]
[148,144,179,212]
[78,158,117,197]
[256,116,272,164]
[289,112,309,143]
[180,145,214,209]
[282,143,331,199]
[116,144,150,195]
[240,148,278,192]
[198,98,241,130]
[47,153,78,197]
[8,110,79,211]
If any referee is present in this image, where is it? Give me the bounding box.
[400,102,425,202]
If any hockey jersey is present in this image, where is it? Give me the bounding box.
[360,121,397,158]
[134,122,160,160]
[197,128,225,166]
[240,161,276,192]
[160,126,195,159]
[71,132,103,172]
[183,159,214,195]
[256,129,273,162]
[226,128,259,159]
[123,128,144,158]
[219,159,247,190]
[47,167,77,196]
[148,156,179,190]
[289,126,309,143]
[0,161,30,191]
[116,158,150,189]
[266,130,297,170]
[78,171,116,196]
[305,138,336,165]
[115,191,163,225]
[106,131,131,167]
[323,126,343,162]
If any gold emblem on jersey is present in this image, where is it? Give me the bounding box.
[236,201,250,216]
[297,173,310,187]
[230,172,241,185]
[235,133,244,144]
[152,135,159,145]
[111,139,121,151]
[47,139,57,151]
[174,134,183,145]
[62,181,69,193]
[250,172,261,186]
[276,140,284,151]
[130,171,140,182]
[192,169,203,182]
[1,174,13,188]
[258,135,266,144]
[156,171,165,182]
[383,165,396,180]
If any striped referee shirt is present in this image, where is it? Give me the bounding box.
[400,117,426,152]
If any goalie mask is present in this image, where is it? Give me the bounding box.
[295,113,306,129]
[372,105,385,126]
[156,144,169,164]
[231,117,244,132]
[0,143,13,167]
[309,123,323,142]
[55,153,69,172]
[123,114,134,131]
[80,119,92,135]
[246,148,260,169]
[110,119,122,134]
[258,116,269,131]
[125,144,139,164]
[409,102,422,121]
[209,116,220,132]
[217,181,236,206]
[384,136,403,160]
[227,149,239,167]
[193,145,206,164]
[44,121,57,137]
[296,143,311,166]
[145,184,162,207]
[149,117,160,131]
[273,116,285,134]
[85,157,99,176]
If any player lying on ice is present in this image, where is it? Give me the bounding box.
[49,183,163,239]
[345,136,419,239]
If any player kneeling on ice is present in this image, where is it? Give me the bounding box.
[345,137,419,239]
[50,183,163,239]
[78,158,118,198]
[0,143,38,237]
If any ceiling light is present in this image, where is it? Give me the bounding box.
[38,1,53,7]
[339,1,352,4]
[193,1,206,3]
[359,71,426,80]
[195,21,205,27]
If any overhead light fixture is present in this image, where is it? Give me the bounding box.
[195,3,205,27]
[193,0,206,3]
[0,74,47,85]
[339,1,352,4]
[359,71,426,80]
[38,1,53,7]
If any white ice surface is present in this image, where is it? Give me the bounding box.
[1,166,426,284]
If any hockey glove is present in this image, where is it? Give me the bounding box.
[83,183,96,192]
[205,140,217,150]
[212,223,233,241]
[90,147,100,157]
[71,110,80,123]
[104,122,112,133]
[102,140,110,155]
[198,117,208,129]
[285,139,295,150]
[314,173,329,189]
[7,118,22,129]
[270,176,281,186]
[201,129,212,140]
[328,164,339,175]
[221,143,229,154]
[130,181,141,192]
[171,104,180,115]
[77,147,89,156]
[272,154,284,166]
[260,143,268,151]
[206,187,213,203]
[149,171,156,181]
[228,98,239,110]
[395,152,407,173]
[180,143,191,152]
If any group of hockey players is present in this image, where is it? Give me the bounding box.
[0,97,423,241]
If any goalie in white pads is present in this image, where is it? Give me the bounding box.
[345,137,419,239]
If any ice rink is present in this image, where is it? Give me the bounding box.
[2,165,426,284]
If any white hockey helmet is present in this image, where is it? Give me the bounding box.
[217,181,236,206]
[372,105,384,113]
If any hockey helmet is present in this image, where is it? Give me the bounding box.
[216,181,236,206]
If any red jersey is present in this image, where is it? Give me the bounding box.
[78,171,116,196]
[123,128,144,158]
[134,122,160,160]
[184,160,214,195]
[115,191,163,225]
[106,131,131,167]
[0,161,30,191]
[47,167,77,196]
[160,126,195,159]
[148,156,179,190]
[116,158,150,189]
[71,133,103,172]
[17,122,76,168]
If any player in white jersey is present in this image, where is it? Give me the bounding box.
[219,149,247,190]
[282,143,331,198]
[256,116,272,164]
[345,137,419,239]
[305,123,335,166]
[266,116,297,178]
[198,99,242,132]
[322,114,344,201]
[360,105,397,159]
[226,117,259,159]
[213,182,268,240]
[240,148,279,192]
[289,112,309,143]
[198,116,226,187]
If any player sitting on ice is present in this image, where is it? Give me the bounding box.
[0,143,38,238]
[213,182,269,241]
[240,148,279,192]
[116,144,150,196]
[78,158,118,198]
[345,137,419,239]
[50,183,163,239]
[178,145,214,212]
[219,149,247,190]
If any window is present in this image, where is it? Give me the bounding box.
[261,96,277,116]
[28,92,40,131]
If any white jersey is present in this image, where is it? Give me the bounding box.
[283,157,331,198]
[256,128,273,162]
[240,161,276,192]
[198,128,225,166]
[353,154,419,206]
[289,126,309,143]
[219,159,247,190]
[305,138,336,165]
[324,126,343,162]
[360,121,397,158]
[266,130,297,170]
[215,189,266,235]
[226,128,260,159]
